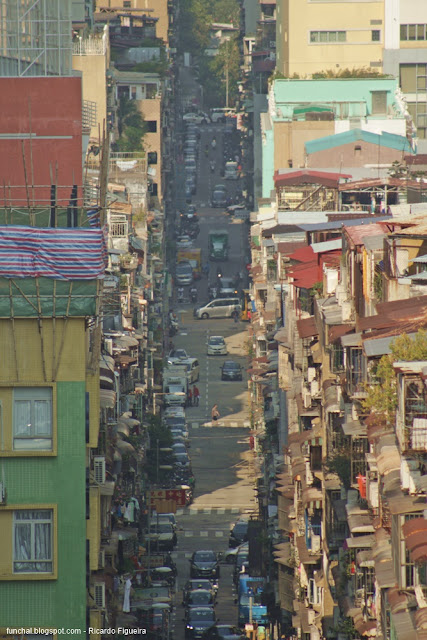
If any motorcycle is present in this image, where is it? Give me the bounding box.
[177,288,185,303]
[190,288,198,303]
[211,138,217,149]
[210,160,216,172]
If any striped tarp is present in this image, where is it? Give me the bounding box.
[0,226,106,280]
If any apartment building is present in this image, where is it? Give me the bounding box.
[94,0,171,47]
[275,0,384,78]
[383,0,427,149]
[261,77,412,198]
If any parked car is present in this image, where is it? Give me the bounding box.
[183,112,211,125]
[176,261,193,286]
[190,550,220,579]
[229,520,249,547]
[151,512,178,533]
[172,442,188,456]
[146,523,176,551]
[223,542,248,563]
[207,336,227,356]
[169,348,188,361]
[177,234,194,250]
[221,361,243,382]
[184,607,217,639]
[195,298,241,320]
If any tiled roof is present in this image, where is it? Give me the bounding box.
[274,168,351,189]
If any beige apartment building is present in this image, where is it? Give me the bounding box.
[95,0,170,45]
[276,0,385,77]
[72,27,110,143]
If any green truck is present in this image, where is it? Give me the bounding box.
[208,229,229,261]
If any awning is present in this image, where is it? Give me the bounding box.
[324,384,341,413]
[402,517,427,563]
[273,542,293,567]
[329,324,354,343]
[341,332,362,347]
[100,388,116,409]
[356,549,374,567]
[345,534,374,549]
[296,316,318,339]
[342,420,367,436]
[347,513,375,534]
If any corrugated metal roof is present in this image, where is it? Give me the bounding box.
[296,316,318,338]
[412,253,427,263]
[341,332,362,347]
[299,216,391,231]
[311,238,342,253]
[305,128,413,155]
[344,222,386,247]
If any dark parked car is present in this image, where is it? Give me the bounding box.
[202,626,246,640]
[221,361,243,382]
[190,550,220,579]
[184,589,215,610]
[184,607,217,639]
[229,520,249,548]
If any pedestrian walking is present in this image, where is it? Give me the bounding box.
[232,308,240,323]
[211,404,220,422]
[187,387,192,407]
[193,385,200,406]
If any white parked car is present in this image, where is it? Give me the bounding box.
[207,336,228,356]
[183,112,211,125]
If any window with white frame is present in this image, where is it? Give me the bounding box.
[310,31,346,43]
[13,387,52,450]
[13,510,53,573]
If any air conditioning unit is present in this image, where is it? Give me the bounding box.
[104,338,113,356]
[98,550,105,569]
[94,582,106,609]
[311,534,321,553]
[93,456,106,484]
[269,40,276,49]
[302,388,311,408]
[310,379,320,397]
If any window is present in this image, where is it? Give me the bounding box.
[400,24,427,41]
[310,31,346,43]
[13,387,52,450]
[123,0,131,7]
[13,510,53,573]
[371,30,380,42]
[147,151,158,165]
[146,120,157,133]
[407,101,427,140]
[371,91,387,115]
[130,85,137,99]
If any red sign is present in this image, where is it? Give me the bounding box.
[149,489,186,507]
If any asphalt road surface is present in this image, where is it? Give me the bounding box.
[168,115,255,640]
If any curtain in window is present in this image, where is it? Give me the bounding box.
[34,400,51,436]
[14,511,52,572]
[14,400,31,436]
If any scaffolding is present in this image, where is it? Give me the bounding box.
[0,0,72,77]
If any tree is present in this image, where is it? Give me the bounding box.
[210,36,240,107]
[116,97,146,152]
[363,330,427,424]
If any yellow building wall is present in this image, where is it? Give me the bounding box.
[0,511,12,576]
[87,486,101,571]
[86,371,100,448]
[72,52,108,141]
[278,0,384,77]
[0,318,86,384]
[139,97,162,198]
[274,120,335,170]
[95,0,169,45]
